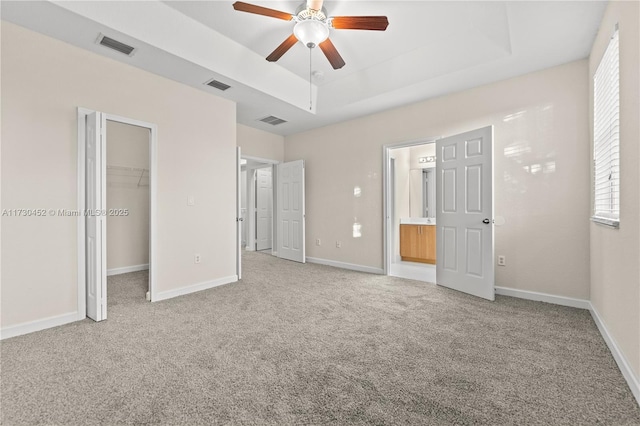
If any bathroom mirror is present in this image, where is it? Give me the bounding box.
[391,142,436,219]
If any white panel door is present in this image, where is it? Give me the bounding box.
[436,126,494,300]
[86,112,107,320]
[277,160,305,263]
[236,147,242,279]
[256,167,273,251]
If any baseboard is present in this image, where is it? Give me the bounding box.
[107,263,149,276]
[589,303,640,406]
[306,257,384,275]
[1,311,79,340]
[153,275,238,302]
[494,287,591,310]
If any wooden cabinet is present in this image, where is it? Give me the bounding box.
[400,224,436,264]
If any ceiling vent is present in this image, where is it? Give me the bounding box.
[205,79,232,91]
[259,116,287,126]
[96,34,136,56]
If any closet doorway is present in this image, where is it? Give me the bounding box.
[77,108,158,321]
[105,120,150,295]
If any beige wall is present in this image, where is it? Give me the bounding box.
[106,121,150,271]
[1,22,237,327]
[285,59,591,299]
[237,124,284,162]
[589,1,640,382]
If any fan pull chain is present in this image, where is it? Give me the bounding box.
[309,47,313,111]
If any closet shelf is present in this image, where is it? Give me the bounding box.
[107,165,148,173]
[107,165,149,188]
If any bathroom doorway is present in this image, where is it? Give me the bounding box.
[384,140,438,283]
[383,126,495,300]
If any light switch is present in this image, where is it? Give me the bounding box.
[187,195,195,206]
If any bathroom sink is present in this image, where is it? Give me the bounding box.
[400,217,435,225]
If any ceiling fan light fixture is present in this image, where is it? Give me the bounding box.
[294,19,329,48]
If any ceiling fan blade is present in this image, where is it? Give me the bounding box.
[331,16,389,31]
[232,2,293,21]
[319,38,346,70]
[266,34,298,62]
[307,0,324,11]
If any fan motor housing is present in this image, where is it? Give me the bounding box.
[294,4,328,22]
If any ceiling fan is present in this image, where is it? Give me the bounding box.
[232,0,389,70]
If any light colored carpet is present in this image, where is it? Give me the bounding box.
[2,251,639,425]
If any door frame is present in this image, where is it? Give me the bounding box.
[77,107,158,319]
[237,147,242,279]
[382,137,439,275]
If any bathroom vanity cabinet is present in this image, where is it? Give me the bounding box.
[400,224,436,264]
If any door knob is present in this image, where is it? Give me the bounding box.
[482,218,491,224]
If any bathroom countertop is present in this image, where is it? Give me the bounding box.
[400,217,436,225]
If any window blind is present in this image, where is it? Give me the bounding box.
[593,28,619,227]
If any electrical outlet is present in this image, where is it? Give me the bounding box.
[194,254,201,264]
[316,238,321,246]
[336,241,342,248]
[497,255,506,266]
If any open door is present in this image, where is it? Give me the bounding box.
[436,126,494,301]
[256,167,273,251]
[237,147,242,279]
[86,112,107,320]
[277,160,305,263]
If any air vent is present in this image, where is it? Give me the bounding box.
[96,34,136,56]
[205,79,231,91]
[259,116,287,126]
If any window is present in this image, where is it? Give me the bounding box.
[592,27,620,228]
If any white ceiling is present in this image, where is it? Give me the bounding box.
[2,1,607,136]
